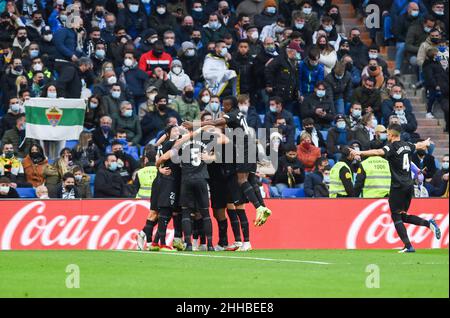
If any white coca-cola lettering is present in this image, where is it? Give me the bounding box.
[347,199,449,249]
[1,200,150,250]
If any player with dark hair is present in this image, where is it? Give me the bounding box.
[351,124,441,253]
[183,95,272,227]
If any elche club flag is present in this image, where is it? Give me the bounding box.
[24,98,86,141]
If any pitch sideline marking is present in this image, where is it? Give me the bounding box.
[114,250,332,265]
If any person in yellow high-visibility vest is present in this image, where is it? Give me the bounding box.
[354,156,391,198]
[134,154,158,200]
[329,146,358,198]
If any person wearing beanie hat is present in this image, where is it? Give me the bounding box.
[148,0,177,36]
[179,41,203,84]
[168,59,192,92]
[244,24,263,57]
[254,0,280,31]
[137,28,159,56]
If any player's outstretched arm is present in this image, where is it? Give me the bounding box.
[182,118,227,130]
[351,148,385,158]
[415,138,432,151]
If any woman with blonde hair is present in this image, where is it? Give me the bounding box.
[15,75,28,96]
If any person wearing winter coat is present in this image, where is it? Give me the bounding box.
[298,47,325,98]
[300,81,335,130]
[169,86,200,122]
[230,39,255,96]
[168,59,191,92]
[325,61,352,115]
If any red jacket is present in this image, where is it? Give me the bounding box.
[138,50,172,76]
[297,143,321,172]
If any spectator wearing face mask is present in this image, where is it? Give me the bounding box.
[39,26,58,61]
[0,177,19,198]
[12,27,31,58]
[203,95,224,120]
[176,16,196,45]
[380,76,399,102]
[178,41,203,84]
[352,112,378,151]
[260,17,285,43]
[0,142,29,188]
[112,101,142,146]
[111,140,140,184]
[141,94,181,145]
[370,124,389,150]
[304,157,330,198]
[312,15,342,51]
[71,132,101,175]
[168,59,192,92]
[102,83,126,117]
[105,129,140,161]
[118,51,149,107]
[412,146,437,183]
[271,145,305,197]
[90,41,109,76]
[148,0,177,36]
[254,0,280,31]
[381,84,413,124]
[139,86,159,120]
[361,59,385,89]
[116,0,148,39]
[26,10,46,42]
[22,143,48,188]
[163,30,178,58]
[94,154,128,198]
[2,114,35,159]
[297,132,321,172]
[56,172,80,199]
[405,15,436,68]
[84,95,107,131]
[429,154,449,197]
[351,77,382,119]
[327,114,354,162]
[389,100,418,140]
[93,115,115,154]
[299,47,325,99]
[345,102,363,129]
[35,184,50,199]
[430,0,448,33]
[202,13,228,46]
[296,1,320,31]
[0,98,23,139]
[325,61,353,115]
[139,40,173,76]
[298,117,326,149]
[348,28,368,72]
[170,85,200,122]
[56,57,95,99]
[237,94,262,132]
[1,58,25,109]
[301,81,335,130]
[71,166,92,198]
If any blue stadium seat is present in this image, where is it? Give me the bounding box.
[281,188,305,198]
[293,116,302,130]
[16,187,37,198]
[435,158,441,170]
[65,140,79,150]
[320,130,328,141]
[89,174,96,197]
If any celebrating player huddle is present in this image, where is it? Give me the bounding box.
[136,96,272,252]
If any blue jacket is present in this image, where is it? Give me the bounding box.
[118,67,149,99]
[304,170,324,197]
[48,9,64,34]
[299,59,325,97]
[53,27,79,60]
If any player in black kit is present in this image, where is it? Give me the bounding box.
[157,125,229,251]
[183,96,272,227]
[351,123,442,253]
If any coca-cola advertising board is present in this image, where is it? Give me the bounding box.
[0,199,447,250]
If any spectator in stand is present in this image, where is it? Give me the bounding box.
[299,47,324,99]
[1,114,35,159]
[55,57,94,98]
[22,143,48,188]
[145,66,180,98]
[94,153,127,198]
[297,132,321,172]
[56,172,80,199]
[170,85,200,122]
[430,0,448,33]
[111,140,140,184]
[265,41,300,113]
[84,95,107,131]
[117,0,148,40]
[119,51,149,107]
[106,129,140,161]
[264,97,295,140]
[203,95,224,120]
[325,61,353,115]
[93,115,115,154]
[348,27,368,72]
[327,114,354,162]
[390,100,418,141]
[297,1,320,32]
[139,86,159,120]
[352,112,377,151]
[301,81,335,130]
[236,0,266,22]
[71,132,101,175]
[148,0,178,36]
[423,47,449,132]
[316,35,337,75]
[417,28,443,68]
[237,94,262,132]
[168,59,191,92]
[139,40,173,76]
[71,165,92,199]
[382,83,413,125]
[107,25,133,68]
[370,125,388,150]
[361,59,385,89]
[313,15,342,52]
[0,97,23,139]
[393,2,422,76]
[298,117,326,149]
[412,146,437,183]
[102,83,126,117]
[0,142,29,187]
[304,157,330,198]
[271,145,305,197]
[202,12,228,46]
[141,94,181,145]
[35,184,50,200]
[405,14,436,71]
[1,58,25,109]
[178,41,203,85]
[429,154,449,197]
[380,76,400,102]
[351,77,382,120]
[345,102,363,129]
[0,176,19,198]
[254,0,280,31]
[112,101,142,147]
[327,5,346,35]
[230,39,255,96]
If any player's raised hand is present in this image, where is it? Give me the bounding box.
[182,121,193,130]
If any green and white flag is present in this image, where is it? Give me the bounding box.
[24,98,86,141]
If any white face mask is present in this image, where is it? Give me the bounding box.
[47,91,57,99]
[157,7,166,15]
[250,31,259,40]
[201,95,211,103]
[369,53,378,59]
[172,66,182,74]
[111,91,121,99]
[75,175,82,182]
[43,34,53,42]
[129,4,139,13]
[124,58,134,67]
[0,186,10,194]
[185,49,195,57]
[239,105,249,113]
[107,76,117,85]
[323,175,330,183]
[33,63,43,71]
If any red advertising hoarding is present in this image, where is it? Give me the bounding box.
[0,199,447,250]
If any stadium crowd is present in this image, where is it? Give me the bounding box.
[0,0,448,200]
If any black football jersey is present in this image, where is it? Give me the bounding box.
[179,136,213,180]
[382,141,416,188]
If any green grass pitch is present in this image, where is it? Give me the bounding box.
[0,249,448,298]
